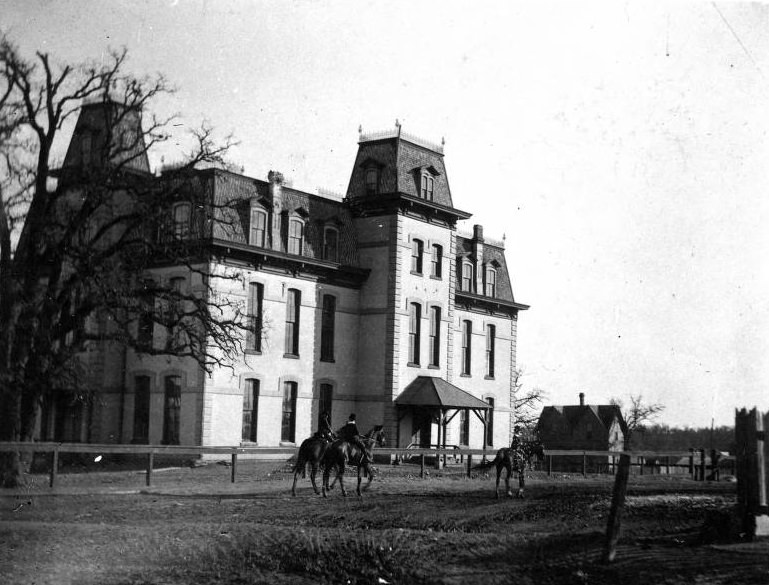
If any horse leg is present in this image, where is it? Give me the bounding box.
[362,464,374,491]
[506,465,514,498]
[517,470,525,499]
[337,464,347,497]
[495,465,502,499]
[310,462,320,495]
[291,470,299,497]
[321,466,330,498]
[356,466,363,497]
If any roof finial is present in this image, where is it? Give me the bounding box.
[441,136,445,146]
[395,118,400,128]
[358,124,363,135]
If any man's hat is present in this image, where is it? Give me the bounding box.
[348,413,356,420]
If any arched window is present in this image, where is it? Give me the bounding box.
[172,203,191,239]
[431,244,443,278]
[429,306,441,367]
[246,282,264,352]
[320,294,336,362]
[365,167,379,195]
[462,262,474,292]
[323,226,339,262]
[282,381,298,442]
[285,289,301,356]
[486,324,496,378]
[250,207,267,247]
[485,397,495,447]
[288,218,304,255]
[242,378,260,442]
[162,375,181,445]
[421,173,434,200]
[318,383,333,430]
[485,267,497,297]
[411,239,424,274]
[461,320,472,375]
[408,302,422,366]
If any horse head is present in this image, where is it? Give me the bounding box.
[365,425,386,447]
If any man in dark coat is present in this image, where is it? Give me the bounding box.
[316,411,335,441]
[338,413,372,464]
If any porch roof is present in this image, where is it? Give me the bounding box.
[395,376,491,410]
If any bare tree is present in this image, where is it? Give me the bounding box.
[603,394,665,562]
[512,368,546,432]
[0,34,248,487]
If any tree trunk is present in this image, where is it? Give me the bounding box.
[0,388,24,488]
[603,453,631,563]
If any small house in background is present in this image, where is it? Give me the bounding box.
[536,393,627,472]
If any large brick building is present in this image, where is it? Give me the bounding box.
[43,105,529,451]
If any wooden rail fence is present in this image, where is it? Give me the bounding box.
[0,442,734,488]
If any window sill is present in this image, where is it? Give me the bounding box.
[407,362,421,368]
[279,441,296,447]
[429,275,442,281]
[283,353,300,360]
[410,270,423,277]
[320,357,336,363]
[460,373,472,378]
[484,375,495,380]
[244,349,262,356]
[428,365,440,370]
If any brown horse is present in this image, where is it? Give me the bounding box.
[321,425,386,497]
[475,438,545,498]
[291,431,335,496]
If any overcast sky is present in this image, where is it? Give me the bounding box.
[4,0,768,428]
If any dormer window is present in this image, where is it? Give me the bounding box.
[484,266,497,297]
[288,218,304,255]
[461,261,474,292]
[365,167,379,195]
[250,207,267,247]
[323,226,339,262]
[172,203,191,239]
[420,173,434,200]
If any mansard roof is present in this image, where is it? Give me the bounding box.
[455,235,520,307]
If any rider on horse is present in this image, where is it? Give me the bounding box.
[338,413,373,464]
[315,411,336,441]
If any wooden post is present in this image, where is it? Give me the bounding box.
[146,451,154,487]
[689,448,694,478]
[231,451,238,483]
[548,454,552,476]
[466,454,473,478]
[582,452,587,478]
[604,453,631,563]
[49,446,59,488]
[699,448,706,482]
[639,456,644,476]
[665,456,670,475]
[420,453,425,478]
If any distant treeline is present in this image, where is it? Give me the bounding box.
[631,424,735,453]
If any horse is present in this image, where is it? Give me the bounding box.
[291,431,336,496]
[321,425,386,497]
[475,438,545,499]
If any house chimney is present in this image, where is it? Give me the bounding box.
[268,170,284,251]
[579,392,585,406]
[473,224,485,293]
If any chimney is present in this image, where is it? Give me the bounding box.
[579,392,585,406]
[473,224,485,293]
[268,170,284,252]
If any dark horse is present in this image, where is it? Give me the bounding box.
[291,431,335,496]
[475,438,545,498]
[321,425,386,497]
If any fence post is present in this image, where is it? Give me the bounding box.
[689,448,694,478]
[146,450,154,487]
[665,456,669,475]
[49,445,59,488]
[582,452,587,478]
[420,453,425,478]
[548,454,552,477]
[466,454,473,478]
[639,456,644,476]
[231,450,238,483]
[699,448,706,482]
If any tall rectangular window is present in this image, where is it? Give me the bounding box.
[486,397,495,447]
[173,203,191,239]
[242,379,259,442]
[431,244,443,278]
[486,324,496,378]
[411,239,424,274]
[250,208,267,247]
[137,295,154,351]
[323,227,339,262]
[162,375,181,445]
[288,219,304,255]
[167,277,185,350]
[282,381,297,442]
[408,302,421,365]
[421,174,434,200]
[428,306,441,367]
[285,289,301,356]
[485,268,497,297]
[459,409,469,446]
[318,383,333,429]
[462,262,473,292]
[246,282,264,352]
[461,320,472,375]
[320,294,336,362]
[132,376,151,444]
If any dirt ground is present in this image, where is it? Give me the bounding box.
[1,459,767,585]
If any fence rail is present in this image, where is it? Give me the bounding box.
[0,442,734,488]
